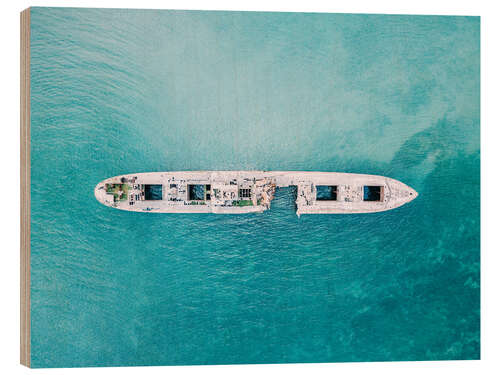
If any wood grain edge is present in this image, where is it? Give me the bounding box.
[20,7,31,368]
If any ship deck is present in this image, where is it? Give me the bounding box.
[94,171,418,215]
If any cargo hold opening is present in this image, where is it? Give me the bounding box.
[188,184,206,201]
[316,185,337,201]
[144,184,163,200]
[363,186,384,202]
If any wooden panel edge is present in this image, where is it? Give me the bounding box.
[20,7,31,368]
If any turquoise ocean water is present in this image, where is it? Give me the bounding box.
[29,8,480,367]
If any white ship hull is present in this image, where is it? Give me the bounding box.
[94,171,418,215]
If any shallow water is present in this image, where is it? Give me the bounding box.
[29,8,480,367]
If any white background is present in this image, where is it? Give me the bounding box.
[1,0,497,374]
